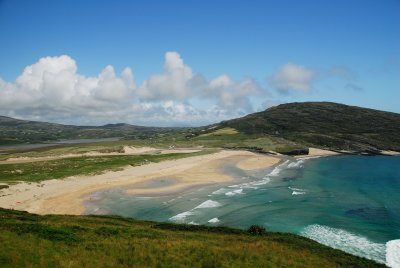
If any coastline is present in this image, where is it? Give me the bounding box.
[0,150,282,215]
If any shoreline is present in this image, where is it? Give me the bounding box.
[0,150,282,215]
[2,146,397,217]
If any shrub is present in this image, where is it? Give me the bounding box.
[1,223,78,243]
[94,226,120,236]
[248,225,267,235]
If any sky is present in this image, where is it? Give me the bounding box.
[0,0,399,126]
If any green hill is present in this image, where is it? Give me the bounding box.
[0,116,178,145]
[2,102,400,154]
[0,208,383,267]
[219,102,400,153]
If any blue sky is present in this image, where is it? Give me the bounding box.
[0,0,399,126]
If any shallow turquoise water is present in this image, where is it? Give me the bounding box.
[85,156,400,265]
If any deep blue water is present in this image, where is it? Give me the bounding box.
[85,156,400,265]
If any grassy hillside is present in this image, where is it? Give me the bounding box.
[218,102,400,153]
[2,102,400,154]
[0,116,179,145]
[0,208,384,267]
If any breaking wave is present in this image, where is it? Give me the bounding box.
[288,186,306,195]
[269,160,290,176]
[208,217,220,223]
[287,159,305,168]
[169,210,196,222]
[225,189,243,196]
[301,224,386,264]
[169,200,221,223]
[386,239,400,268]
[194,200,221,209]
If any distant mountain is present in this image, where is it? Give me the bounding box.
[218,102,400,152]
[0,116,178,145]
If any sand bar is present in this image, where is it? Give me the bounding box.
[236,156,281,170]
[295,147,339,158]
[0,150,281,215]
[380,150,400,156]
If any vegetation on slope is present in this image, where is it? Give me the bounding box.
[0,116,179,145]
[219,102,400,152]
[0,208,383,268]
[2,102,400,154]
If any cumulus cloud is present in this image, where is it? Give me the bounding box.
[0,55,136,122]
[137,52,194,101]
[269,63,315,93]
[204,75,264,112]
[0,52,267,126]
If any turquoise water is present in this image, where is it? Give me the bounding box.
[85,156,400,266]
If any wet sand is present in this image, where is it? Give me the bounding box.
[0,150,281,215]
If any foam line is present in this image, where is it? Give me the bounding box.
[208,217,220,223]
[169,200,221,223]
[301,224,386,264]
[194,200,221,209]
[225,189,243,196]
[386,239,400,268]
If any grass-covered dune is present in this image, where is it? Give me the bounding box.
[0,151,209,183]
[0,208,384,268]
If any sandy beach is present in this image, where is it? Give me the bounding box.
[295,148,339,158]
[0,150,282,215]
[380,150,400,156]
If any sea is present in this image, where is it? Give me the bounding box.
[85,155,400,267]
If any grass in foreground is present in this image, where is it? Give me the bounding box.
[0,208,384,268]
[0,150,212,183]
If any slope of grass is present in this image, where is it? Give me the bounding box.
[0,208,384,268]
[3,102,400,154]
[220,102,400,152]
[0,115,180,145]
[0,151,212,183]
[198,127,238,137]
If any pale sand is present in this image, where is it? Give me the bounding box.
[1,146,200,164]
[381,150,400,156]
[307,148,400,156]
[296,148,339,158]
[0,150,280,216]
[236,156,281,170]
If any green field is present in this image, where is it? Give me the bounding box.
[0,208,383,268]
[0,151,212,183]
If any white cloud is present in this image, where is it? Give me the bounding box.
[204,75,264,111]
[0,53,268,126]
[136,52,265,113]
[137,52,194,101]
[0,55,136,122]
[269,63,315,93]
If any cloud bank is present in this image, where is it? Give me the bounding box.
[0,53,265,126]
[0,53,359,126]
[269,63,316,94]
